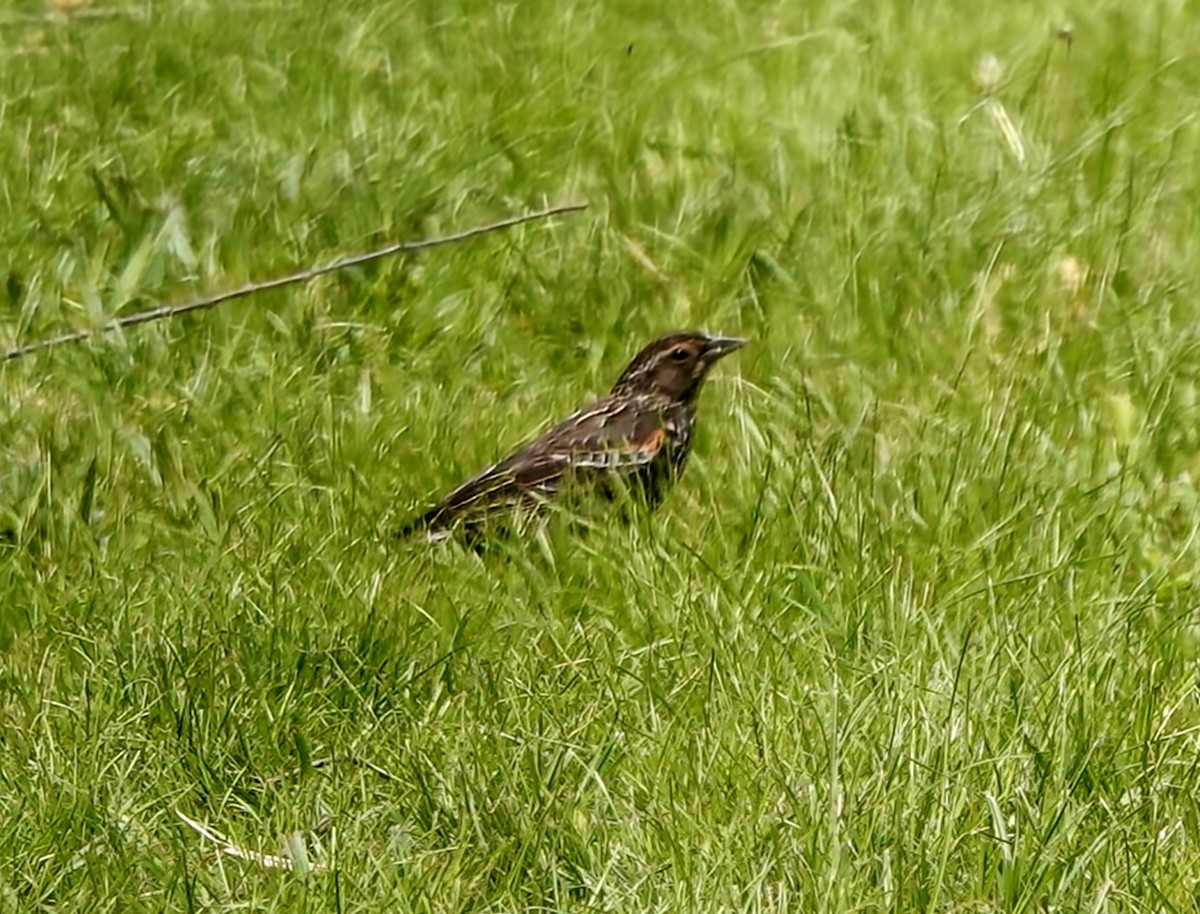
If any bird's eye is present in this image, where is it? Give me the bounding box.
[669,347,689,362]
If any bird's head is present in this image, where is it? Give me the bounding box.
[611,331,747,403]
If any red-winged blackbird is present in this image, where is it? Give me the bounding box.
[399,330,746,540]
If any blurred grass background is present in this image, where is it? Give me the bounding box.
[3,0,1200,909]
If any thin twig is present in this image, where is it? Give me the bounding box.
[2,201,587,362]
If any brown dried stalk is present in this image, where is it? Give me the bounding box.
[2,201,587,362]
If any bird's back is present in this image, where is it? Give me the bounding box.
[404,391,692,536]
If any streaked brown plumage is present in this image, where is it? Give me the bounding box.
[399,330,746,540]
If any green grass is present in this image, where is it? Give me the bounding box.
[3,0,1200,909]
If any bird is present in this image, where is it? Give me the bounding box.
[398,330,747,541]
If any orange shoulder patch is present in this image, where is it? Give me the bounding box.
[639,426,666,452]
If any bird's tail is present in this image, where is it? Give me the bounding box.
[396,509,433,539]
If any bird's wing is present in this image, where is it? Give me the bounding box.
[406,396,669,532]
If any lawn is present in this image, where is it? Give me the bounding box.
[3,0,1200,910]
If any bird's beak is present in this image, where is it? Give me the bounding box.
[702,335,748,360]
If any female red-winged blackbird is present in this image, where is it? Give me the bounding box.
[399,330,746,540]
